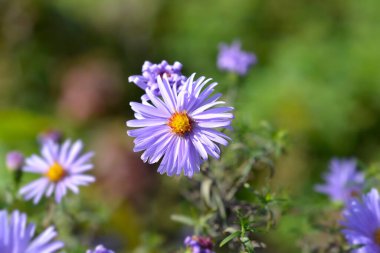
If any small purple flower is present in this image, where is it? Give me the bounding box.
[217,41,257,76]
[38,129,63,144]
[315,158,364,203]
[6,151,24,171]
[86,245,115,253]
[19,139,95,204]
[184,235,215,253]
[128,60,186,100]
[0,209,64,253]
[341,188,380,253]
[127,74,233,177]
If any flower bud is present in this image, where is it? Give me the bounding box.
[6,151,24,171]
[38,129,63,144]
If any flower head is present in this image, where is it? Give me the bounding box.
[19,139,95,204]
[128,60,186,99]
[6,151,24,171]
[38,129,63,144]
[341,189,380,253]
[217,41,257,75]
[127,74,233,177]
[315,158,364,203]
[87,245,115,253]
[0,210,64,253]
[184,235,214,253]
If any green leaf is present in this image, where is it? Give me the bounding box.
[170,214,195,226]
[213,190,226,219]
[201,179,213,207]
[219,231,240,247]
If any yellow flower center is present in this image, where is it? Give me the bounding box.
[168,112,193,136]
[375,229,380,245]
[45,162,66,182]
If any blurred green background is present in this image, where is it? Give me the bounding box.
[1,0,380,252]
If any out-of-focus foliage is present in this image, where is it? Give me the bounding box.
[172,122,288,252]
[0,0,380,252]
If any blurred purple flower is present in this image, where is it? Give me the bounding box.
[6,151,24,171]
[341,188,380,253]
[184,235,215,253]
[315,158,364,203]
[0,210,64,253]
[127,74,233,177]
[128,60,186,100]
[217,41,257,75]
[19,139,95,204]
[38,129,63,144]
[87,245,114,253]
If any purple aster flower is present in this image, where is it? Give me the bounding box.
[38,129,63,144]
[127,74,233,177]
[0,209,64,253]
[19,139,95,204]
[217,41,257,76]
[315,158,364,203]
[184,235,215,253]
[6,151,25,171]
[87,245,115,253]
[128,60,186,100]
[341,188,380,253]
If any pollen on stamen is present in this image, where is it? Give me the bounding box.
[45,162,66,182]
[168,112,193,136]
[350,190,360,198]
[374,229,380,245]
[159,71,172,78]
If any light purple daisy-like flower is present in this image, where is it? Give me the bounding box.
[184,236,215,253]
[86,245,115,253]
[0,210,64,253]
[128,60,186,99]
[127,74,233,177]
[315,158,364,203]
[38,129,63,144]
[217,41,257,76]
[341,189,380,253]
[6,151,25,171]
[19,139,95,204]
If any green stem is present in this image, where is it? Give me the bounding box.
[43,200,56,227]
[13,169,23,190]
